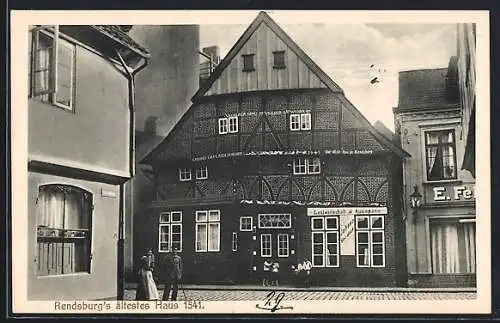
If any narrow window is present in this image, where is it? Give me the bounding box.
[218,118,228,134]
[278,233,289,257]
[355,215,385,267]
[179,168,191,181]
[158,211,183,252]
[232,232,238,251]
[242,54,255,72]
[311,216,339,267]
[273,51,286,69]
[260,234,272,257]
[300,113,312,130]
[228,116,239,133]
[290,114,300,131]
[424,129,457,181]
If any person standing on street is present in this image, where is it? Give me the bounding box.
[162,247,183,301]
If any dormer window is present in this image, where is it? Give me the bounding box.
[219,117,239,134]
[179,168,192,181]
[242,54,255,72]
[273,51,286,69]
[290,113,311,131]
[293,157,321,175]
[196,165,208,180]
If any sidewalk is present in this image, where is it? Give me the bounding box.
[124,282,476,293]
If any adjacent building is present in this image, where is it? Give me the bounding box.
[138,12,409,287]
[27,25,149,299]
[394,57,476,288]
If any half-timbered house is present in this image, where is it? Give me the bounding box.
[138,12,409,287]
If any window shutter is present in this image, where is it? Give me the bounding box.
[31,25,57,97]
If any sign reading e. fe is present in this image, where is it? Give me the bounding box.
[433,185,474,201]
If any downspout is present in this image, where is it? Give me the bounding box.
[115,50,148,300]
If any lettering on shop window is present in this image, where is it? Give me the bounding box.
[433,185,474,201]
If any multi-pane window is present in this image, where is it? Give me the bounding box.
[196,166,208,180]
[158,211,182,252]
[258,214,291,229]
[36,185,92,276]
[195,210,220,252]
[430,218,476,274]
[278,234,289,257]
[424,129,457,181]
[232,232,238,252]
[273,51,286,68]
[242,54,255,72]
[261,234,272,257]
[356,215,385,267]
[240,216,253,231]
[29,26,75,110]
[293,157,321,175]
[179,168,191,181]
[219,117,238,134]
[290,113,311,131]
[311,217,339,267]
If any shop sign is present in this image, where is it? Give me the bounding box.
[307,207,388,216]
[433,185,474,201]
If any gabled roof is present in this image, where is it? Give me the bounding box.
[141,11,409,164]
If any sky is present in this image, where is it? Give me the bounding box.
[199,16,457,131]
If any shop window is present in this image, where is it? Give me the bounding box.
[232,232,238,252]
[179,168,192,181]
[258,214,291,229]
[293,157,321,175]
[356,215,385,267]
[158,211,183,252]
[278,233,289,257]
[273,51,286,69]
[242,54,255,72]
[195,210,220,252]
[218,117,238,134]
[36,184,92,276]
[195,165,208,180]
[29,26,75,111]
[430,218,476,274]
[290,113,311,131]
[240,216,253,231]
[424,129,457,181]
[311,216,339,267]
[260,234,272,257]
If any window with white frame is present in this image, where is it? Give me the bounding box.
[231,232,238,251]
[195,210,220,252]
[29,26,75,111]
[311,216,339,267]
[293,157,321,175]
[179,168,191,181]
[258,214,291,229]
[260,234,272,257]
[278,234,289,257]
[356,215,385,267]
[240,216,253,231]
[158,211,183,252]
[196,165,208,180]
[290,113,311,131]
[36,184,92,276]
[229,116,239,133]
[218,118,228,134]
[424,129,457,181]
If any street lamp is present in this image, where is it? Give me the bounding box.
[409,185,422,225]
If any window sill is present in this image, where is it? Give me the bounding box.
[422,179,462,185]
[37,272,91,279]
[273,65,286,70]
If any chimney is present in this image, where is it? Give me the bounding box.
[144,116,158,136]
[200,45,221,83]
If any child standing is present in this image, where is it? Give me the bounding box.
[271,260,280,286]
[262,259,272,286]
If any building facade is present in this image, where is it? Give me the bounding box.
[394,57,476,288]
[27,25,149,300]
[123,25,201,281]
[139,12,409,287]
[457,23,476,178]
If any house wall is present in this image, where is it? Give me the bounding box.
[27,172,119,300]
[28,44,130,175]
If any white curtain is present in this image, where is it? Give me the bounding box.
[208,223,220,251]
[38,188,64,229]
[196,224,207,251]
[463,223,476,273]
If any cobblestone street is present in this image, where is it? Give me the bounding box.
[124,288,476,301]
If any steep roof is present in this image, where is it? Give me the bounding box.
[92,25,150,58]
[141,11,409,164]
[395,56,459,112]
[373,121,395,142]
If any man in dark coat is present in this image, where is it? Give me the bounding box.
[162,247,183,301]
